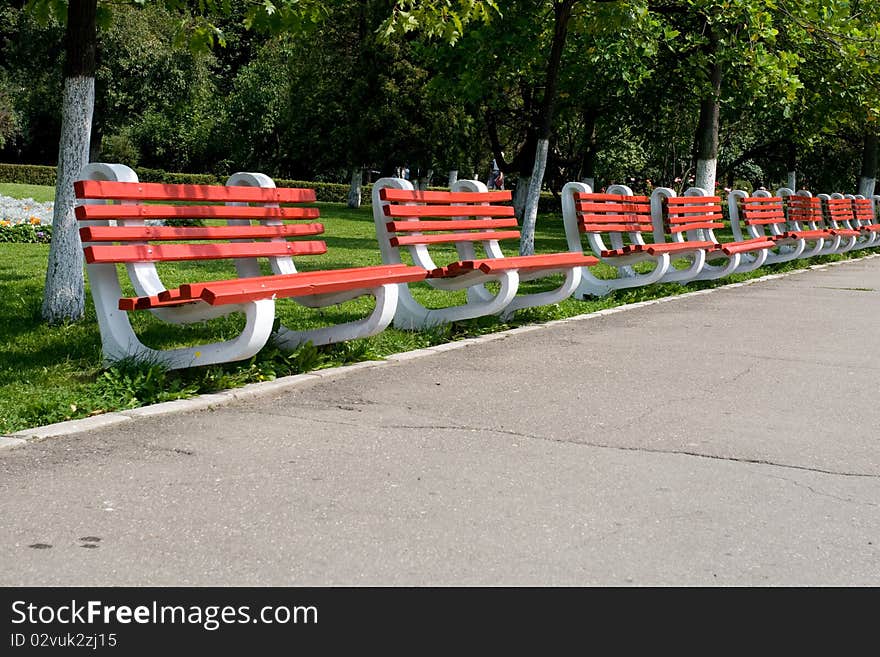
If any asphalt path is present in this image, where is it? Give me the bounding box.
[2,257,879,585]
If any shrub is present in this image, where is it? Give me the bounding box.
[0,163,56,186]
[273,178,372,204]
[137,167,219,186]
[100,131,141,168]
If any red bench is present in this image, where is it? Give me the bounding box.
[371,177,598,327]
[653,189,775,280]
[850,196,880,248]
[726,191,811,264]
[76,164,426,369]
[561,182,712,298]
[818,194,860,253]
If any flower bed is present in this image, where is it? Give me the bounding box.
[0,194,53,243]
[0,195,53,244]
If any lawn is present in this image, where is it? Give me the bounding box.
[0,184,870,434]
[0,182,55,203]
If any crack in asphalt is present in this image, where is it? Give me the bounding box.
[762,473,880,508]
[245,406,880,480]
[382,423,880,480]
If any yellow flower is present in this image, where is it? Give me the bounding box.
[0,220,10,227]
[30,216,41,225]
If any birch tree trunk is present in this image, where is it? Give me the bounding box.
[693,26,721,195]
[858,132,877,198]
[347,167,362,208]
[786,141,797,190]
[42,0,97,324]
[518,0,574,255]
[519,139,549,256]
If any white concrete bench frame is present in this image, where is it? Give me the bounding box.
[78,164,425,369]
[561,182,711,298]
[371,177,596,327]
[727,189,805,264]
[817,192,859,253]
[650,186,774,281]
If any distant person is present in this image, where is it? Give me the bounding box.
[489,153,504,190]
[491,169,505,190]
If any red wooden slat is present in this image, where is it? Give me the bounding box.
[386,219,519,232]
[84,240,327,264]
[390,231,521,247]
[74,180,316,203]
[577,212,652,223]
[575,201,651,213]
[439,252,598,276]
[197,265,428,305]
[744,217,786,226]
[667,221,725,233]
[742,196,784,205]
[715,239,775,256]
[829,228,860,237]
[783,229,832,240]
[80,224,325,242]
[665,205,723,216]
[379,188,511,203]
[75,205,320,221]
[573,193,650,203]
[118,290,203,311]
[383,204,514,218]
[665,196,723,205]
[581,223,655,233]
[166,264,424,301]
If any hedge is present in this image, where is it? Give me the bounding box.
[0,163,58,186]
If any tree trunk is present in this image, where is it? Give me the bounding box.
[786,141,797,190]
[519,139,549,256]
[447,170,458,187]
[42,0,97,325]
[513,175,530,218]
[692,26,721,194]
[858,132,877,197]
[347,167,362,208]
[580,105,598,189]
[519,0,574,255]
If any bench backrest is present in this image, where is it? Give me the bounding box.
[75,180,325,268]
[736,195,786,227]
[784,194,823,229]
[561,183,654,255]
[374,185,519,267]
[822,196,855,228]
[660,194,725,243]
[851,197,874,227]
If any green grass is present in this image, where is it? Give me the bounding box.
[0,192,873,435]
[0,182,55,202]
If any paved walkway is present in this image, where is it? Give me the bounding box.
[2,257,879,585]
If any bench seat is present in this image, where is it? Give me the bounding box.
[430,252,599,277]
[120,264,427,310]
[600,241,715,257]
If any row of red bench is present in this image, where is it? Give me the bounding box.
[74,163,879,369]
[561,182,879,299]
